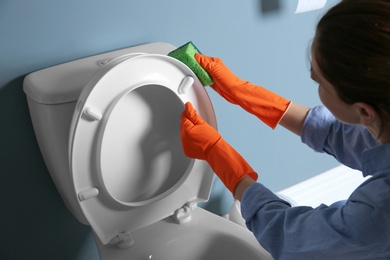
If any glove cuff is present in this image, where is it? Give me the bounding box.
[206,138,258,194]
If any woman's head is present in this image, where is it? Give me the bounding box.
[313,0,390,135]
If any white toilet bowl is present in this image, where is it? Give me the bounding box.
[23,42,272,260]
[97,206,270,260]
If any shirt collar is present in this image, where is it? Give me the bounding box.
[362,143,390,177]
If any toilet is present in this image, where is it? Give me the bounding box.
[23,42,272,260]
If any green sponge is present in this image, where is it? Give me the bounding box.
[168,41,214,86]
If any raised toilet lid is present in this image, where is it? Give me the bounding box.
[69,54,217,245]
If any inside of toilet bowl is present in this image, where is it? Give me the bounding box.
[97,84,191,205]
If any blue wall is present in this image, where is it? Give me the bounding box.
[0,0,339,259]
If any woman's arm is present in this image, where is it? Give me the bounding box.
[279,102,311,136]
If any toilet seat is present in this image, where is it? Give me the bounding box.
[68,54,217,246]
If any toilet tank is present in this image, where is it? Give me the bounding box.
[23,43,177,224]
[24,59,100,224]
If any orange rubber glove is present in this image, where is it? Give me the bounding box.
[180,102,258,194]
[195,54,291,129]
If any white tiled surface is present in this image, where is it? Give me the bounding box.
[277,165,370,208]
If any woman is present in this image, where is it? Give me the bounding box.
[180,0,390,259]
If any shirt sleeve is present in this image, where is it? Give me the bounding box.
[301,106,378,170]
[241,181,390,259]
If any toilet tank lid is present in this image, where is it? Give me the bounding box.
[23,42,177,104]
[23,59,96,104]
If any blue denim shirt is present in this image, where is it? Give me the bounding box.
[241,106,390,259]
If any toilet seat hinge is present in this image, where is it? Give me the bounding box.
[172,202,197,224]
[108,231,135,249]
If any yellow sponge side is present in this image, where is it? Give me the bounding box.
[168,42,214,87]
